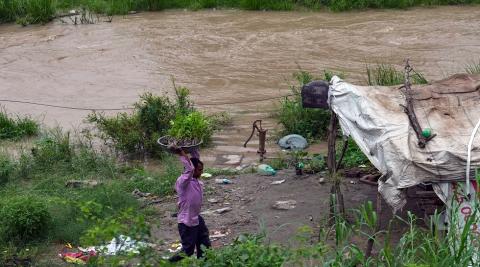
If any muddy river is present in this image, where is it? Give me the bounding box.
[1,7,479,166]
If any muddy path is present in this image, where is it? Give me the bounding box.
[1,7,480,167]
[149,169,428,259]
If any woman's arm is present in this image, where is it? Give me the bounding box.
[172,147,194,188]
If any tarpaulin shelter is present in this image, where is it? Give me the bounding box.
[328,74,480,212]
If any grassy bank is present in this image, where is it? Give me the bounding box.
[1,0,480,24]
[0,85,223,265]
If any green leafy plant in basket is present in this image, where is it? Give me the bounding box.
[168,111,213,145]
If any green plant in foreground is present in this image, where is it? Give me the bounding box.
[0,195,52,245]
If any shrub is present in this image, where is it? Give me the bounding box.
[276,70,335,140]
[0,154,14,185]
[0,109,39,140]
[88,92,176,157]
[0,195,52,245]
[338,138,370,168]
[30,129,72,172]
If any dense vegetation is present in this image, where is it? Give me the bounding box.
[0,87,221,265]
[80,200,480,267]
[87,86,221,158]
[0,109,39,140]
[1,0,480,24]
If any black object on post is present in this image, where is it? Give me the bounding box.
[301,80,330,109]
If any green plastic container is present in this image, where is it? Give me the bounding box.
[422,128,432,138]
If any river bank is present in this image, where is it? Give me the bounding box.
[1,7,480,167]
[1,0,479,25]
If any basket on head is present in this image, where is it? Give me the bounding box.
[157,136,202,153]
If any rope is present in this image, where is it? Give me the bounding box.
[0,94,294,111]
[0,99,133,111]
[465,117,480,198]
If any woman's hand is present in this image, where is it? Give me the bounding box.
[168,144,184,155]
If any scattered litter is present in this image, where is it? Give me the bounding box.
[358,164,367,168]
[132,188,151,198]
[207,198,219,204]
[132,189,163,206]
[318,177,326,184]
[79,235,147,256]
[201,173,212,178]
[168,242,182,253]
[60,251,96,265]
[215,178,233,184]
[59,244,96,265]
[210,229,231,240]
[308,215,313,221]
[278,134,308,150]
[271,179,285,185]
[272,200,297,210]
[65,180,101,188]
[235,164,249,171]
[69,9,77,14]
[201,207,232,216]
[257,164,276,176]
[349,180,357,184]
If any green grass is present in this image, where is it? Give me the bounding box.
[465,60,480,74]
[2,0,480,25]
[0,109,39,140]
[366,63,428,86]
[0,126,181,263]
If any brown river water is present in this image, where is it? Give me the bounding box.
[1,7,480,167]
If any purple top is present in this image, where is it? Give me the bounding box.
[175,149,203,227]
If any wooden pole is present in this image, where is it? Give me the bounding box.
[327,112,338,173]
[327,111,346,218]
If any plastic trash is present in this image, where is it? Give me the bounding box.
[201,173,213,178]
[79,235,147,256]
[278,134,308,150]
[257,164,277,176]
[422,128,432,138]
[215,178,232,184]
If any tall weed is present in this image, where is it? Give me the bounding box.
[366,63,428,86]
[465,60,480,74]
[0,109,39,140]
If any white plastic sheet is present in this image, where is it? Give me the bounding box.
[329,74,480,212]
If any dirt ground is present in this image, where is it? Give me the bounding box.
[151,169,420,256]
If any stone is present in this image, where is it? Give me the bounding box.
[222,155,243,165]
[272,200,297,210]
[65,180,101,188]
